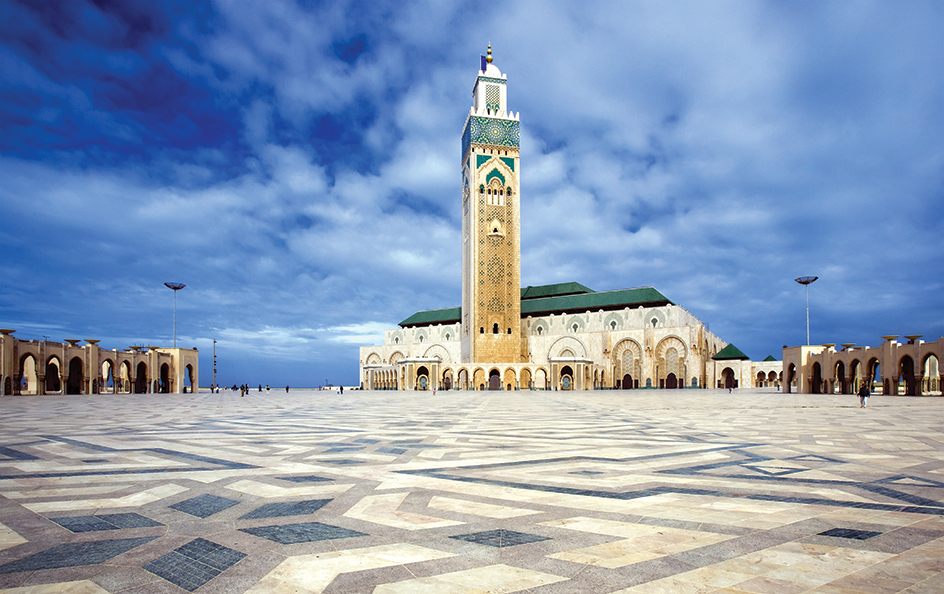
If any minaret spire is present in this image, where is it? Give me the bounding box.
[486,44,493,64]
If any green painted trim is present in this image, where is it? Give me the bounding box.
[476,154,491,168]
[486,168,506,185]
[499,157,515,172]
[478,76,506,85]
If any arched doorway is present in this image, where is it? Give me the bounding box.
[900,356,916,396]
[622,374,633,389]
[867,359,881,394]
[535,368,547,390]
[810,362,822,394]
[835,361,846,394]
[120,361,132,393]
[520,368,532,390]
[665,373,678,389]
[786,363,796,393]
[67,357,84,394]
[102,360,115,394]
[417,365,429,390]
[160,363,170,393]
[488,369,501,391]
[756,371,765,388]
[135,362,148,394]
[560,365,573,390]
[458,369,469,390]
[442,369,453,391]
[722,367,735,390]
[46,358,61,393]
[185,364,194,393]
[19,354,38,394]
[850,359,862,391]
[923,354,940,394]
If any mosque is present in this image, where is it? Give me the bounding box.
[359,48,780,391]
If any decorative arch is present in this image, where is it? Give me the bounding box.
[565,315,585,333]
[520,367,532,389]
[423,344,452,364]
[503,368,516,391]
[548,336,588,359]
[603,312,623,331]
[473,368,486,391]
[366,352,382,365]
[530,320,548,336]
[646,309,667,328]
[612,339,642,385]
[389,351,405,366]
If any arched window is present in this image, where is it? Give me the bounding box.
[651,318,658,327]
[572,323,579,333]
[445,333,450,341]
[610,321,617,330]
[394,337,399,344]
[419,336,424,343]
[492,323,499,334]
[480,327,484,334]
[537,327,543,335]
[507,328,511,334]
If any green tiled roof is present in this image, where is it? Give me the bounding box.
[520,282,593,300]
[521,286,671,316]
[399,284,673,328]
[713,344,750,361]
[763,355,777,362]
[399,307,460,327]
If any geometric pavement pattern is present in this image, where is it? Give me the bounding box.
[1,388,944,592]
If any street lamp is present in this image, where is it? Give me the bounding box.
[164,282,186,348]
[794,276,818,345]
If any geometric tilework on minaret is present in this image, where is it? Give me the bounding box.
[460,46,523,366]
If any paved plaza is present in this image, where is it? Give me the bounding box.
[1,389,944,593]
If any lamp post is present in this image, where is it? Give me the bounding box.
[213,339,217,392]
[163,283,186,348]
[794,276,818,345]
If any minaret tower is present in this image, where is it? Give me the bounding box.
[460,46,522,364]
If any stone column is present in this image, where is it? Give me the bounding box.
[915,375,924,397]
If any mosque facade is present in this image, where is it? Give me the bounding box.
[359,49,779,391]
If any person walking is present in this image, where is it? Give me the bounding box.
[858,381,870,408]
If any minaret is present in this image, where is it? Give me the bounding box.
[460,46,522,364]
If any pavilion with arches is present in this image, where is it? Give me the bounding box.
[0,329,199,396]
[783,336,942,396]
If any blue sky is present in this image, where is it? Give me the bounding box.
[2,0,942,387]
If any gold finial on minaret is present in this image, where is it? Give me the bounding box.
[486,44,493,64]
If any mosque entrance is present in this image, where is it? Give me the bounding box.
[722,368,735,390]
[665,373,678,389]
[488,369,501,391]
[622,374,634,389]
[560,365,573,390]
[417,366,429,390]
